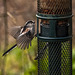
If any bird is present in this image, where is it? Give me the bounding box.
[2,20,35,56]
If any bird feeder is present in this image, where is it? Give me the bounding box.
[36,0,72,75]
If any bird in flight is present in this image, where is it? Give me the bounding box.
[2,20,35,56]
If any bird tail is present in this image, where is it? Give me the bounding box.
[2,44,17,56]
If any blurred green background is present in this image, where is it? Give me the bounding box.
[0,38,37,75]
[0,0,75,75]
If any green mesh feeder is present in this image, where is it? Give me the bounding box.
[36,0,73,75]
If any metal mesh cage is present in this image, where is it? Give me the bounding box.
[37,0,72,15]
[38,39,72,75]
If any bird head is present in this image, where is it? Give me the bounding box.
[27,20,35,35]
[23,20,35,35]
[25,20,35,26]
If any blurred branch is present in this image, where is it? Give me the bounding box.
[0,12,16,24]
[7,12,17,24]
[3,0,8,49]
[1,0,8,75]
[27,50,35,65]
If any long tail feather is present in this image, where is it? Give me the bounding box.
[2,44,17,56]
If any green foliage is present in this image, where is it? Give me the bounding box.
[2,38,37,75]
[73,48,75,75]
[0,38,75,75]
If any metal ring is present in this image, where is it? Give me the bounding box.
[37,36,72,41]
[36,14,73,19]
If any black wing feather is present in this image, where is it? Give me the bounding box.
[17,30,33,50]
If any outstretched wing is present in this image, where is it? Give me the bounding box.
[9,26,22,39]
[17,30,34,50]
